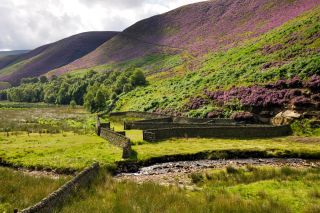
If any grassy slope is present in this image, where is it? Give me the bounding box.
[115,6,320,112]
[59,167,320,213]
[0,167,69,212]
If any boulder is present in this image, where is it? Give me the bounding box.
[272,110,301,125]
[231,111,256,123]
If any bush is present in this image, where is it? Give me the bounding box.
[226,166,239,174]
[190,173,204,184]
[70,100,77,109]
[130,69,146,86]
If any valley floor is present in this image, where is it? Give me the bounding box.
[0,104,320,212]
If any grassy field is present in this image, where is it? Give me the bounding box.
[0,167,69,212]
[0,133,122,171]
[58,166,320,213]
[133,137,320,160]
[0,104,96,134]
[0,101,55,108]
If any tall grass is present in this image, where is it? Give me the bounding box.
[0,167,69,212]
[59,168,320,213]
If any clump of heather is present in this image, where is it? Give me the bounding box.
[291,96,313,108]
[231,112,256,123]
[185,97,208,110]
[305,75,320,93]
[207,110,224,118]
[204,76,320,110]
[287,76,303,88]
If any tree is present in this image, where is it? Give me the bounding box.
[130,69,146,86]
[39,76,48,83]
[94,89,107,112]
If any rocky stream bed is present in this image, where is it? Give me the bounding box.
[115,158,320,186]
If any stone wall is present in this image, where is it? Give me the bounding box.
[96,115,110,136]
[19,163,100,213]
[124,122,241,130]
[143,125,292,142]
[100,128,132,159]
[109,111,235,124]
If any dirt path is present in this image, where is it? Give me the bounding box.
[115,158,320,186]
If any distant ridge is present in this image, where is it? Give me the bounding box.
[0,31,118,85]
[52,0,320,74]
[0,50,29,57]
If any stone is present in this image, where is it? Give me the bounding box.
[272,110,301,126]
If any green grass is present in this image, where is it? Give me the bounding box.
[0,133,123,170]
[0,167,69,212]
[192,166,320,213]
[58,167,320,213]
[133,137,320,160]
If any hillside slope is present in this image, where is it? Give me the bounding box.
[0,31,118,85]
[52,0,319,75]
[115,5,320,114]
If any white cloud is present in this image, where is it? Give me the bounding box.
[0,0,205,50]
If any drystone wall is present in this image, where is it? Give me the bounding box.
[96,115,110,136]
[100,128,132,158]
[19,163,100,213]
[124,122,241,130]
[143,125,292,142]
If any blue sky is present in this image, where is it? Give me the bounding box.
[0,0,204,50]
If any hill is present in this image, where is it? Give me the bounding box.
[0,31,118,85]
[115,4,320,115]
[52,0,319,75]
[0,50,29,58]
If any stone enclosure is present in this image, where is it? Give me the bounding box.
[114,112,292,142]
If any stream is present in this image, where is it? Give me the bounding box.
[115,158,320,186]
